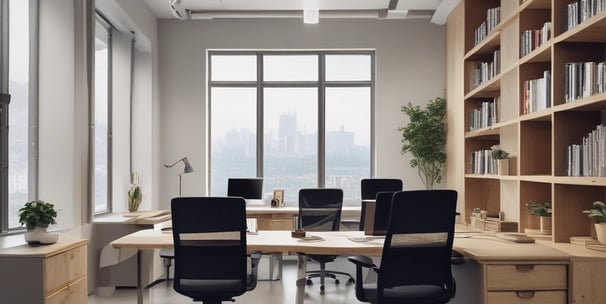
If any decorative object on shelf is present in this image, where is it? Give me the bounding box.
[271,189,284,208]
[526,201,552,235]
[18,200,59,245]
[164,156,194,196]
[582,201,606,244]
[399,96,446,189]
[491,145,509,175]
[128,172,142,212]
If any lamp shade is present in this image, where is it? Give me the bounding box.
[182,158,194,173]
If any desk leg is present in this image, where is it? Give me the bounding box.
[137,250,143,304]
[296,254,307,304]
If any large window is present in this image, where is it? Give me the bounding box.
[0,0,38,231]
[93,15,111,214]
[208,51,374,205]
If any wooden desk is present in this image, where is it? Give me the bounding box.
[112,229,577,304]
[246,205,361,230]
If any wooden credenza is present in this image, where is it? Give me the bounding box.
[0,238,88,304]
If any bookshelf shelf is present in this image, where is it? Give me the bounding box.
[451,0,606,247]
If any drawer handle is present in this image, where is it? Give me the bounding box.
[515,265,535,271]
[515,291,535,299]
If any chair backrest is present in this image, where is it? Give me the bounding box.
[360,178,403,230]
[298,188,343,231]
[360,178,403,200]
[171,197,248,296]
[227,178,264,199]
[378,190,457,300]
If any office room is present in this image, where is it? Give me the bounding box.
[1,0,606,303]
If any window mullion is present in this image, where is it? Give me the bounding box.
[257,53,263,177]
[318,54,325,187]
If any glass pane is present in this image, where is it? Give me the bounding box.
[264,88,318,203]
[211,55,256,81]
[325,87,371,205]
[94,22,109,213]
[210,87,257,196]
[263,55,318,81]
[325,55,371,81]
[8,0,30,228]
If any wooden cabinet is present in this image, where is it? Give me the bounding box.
[0,239,88,304]
[483,262,567,304]
[453,0,606,243]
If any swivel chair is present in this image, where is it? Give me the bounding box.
[170,197,261,304]
[298,188,355,294]
[348,190,458,304]
[360,178,403,231]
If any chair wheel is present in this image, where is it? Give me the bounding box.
[320,285,325,292]
[306,279,313,285]
[335,279,340,284]
[347,278,355,284]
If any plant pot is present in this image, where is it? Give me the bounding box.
[595,223,606,244]
[497,159,509,175]
[24,227,59,245]
[539,216,552,234]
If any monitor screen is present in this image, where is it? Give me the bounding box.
[227,178,264,200]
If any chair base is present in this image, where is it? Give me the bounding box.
[306,270,355,294]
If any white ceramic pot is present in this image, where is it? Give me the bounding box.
[24,227,59,245]
[595,223,606,244]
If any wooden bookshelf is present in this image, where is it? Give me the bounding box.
[448,0,606,244]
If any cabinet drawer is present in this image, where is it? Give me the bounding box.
[486,290,567,304]
[46,276,87,304]
[44,244,87,295]
[486,264,566,290]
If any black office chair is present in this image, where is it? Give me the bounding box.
[298,188,355,294]
[170,197,261,304]
[360,178,403,231]
[363,191,396,235]
[348,190,458,304]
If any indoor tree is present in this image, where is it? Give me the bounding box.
[399,97,447,189]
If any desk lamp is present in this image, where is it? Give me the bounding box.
[164,156,194,196]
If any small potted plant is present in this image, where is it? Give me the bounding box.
[526,200,552,234]
[582,201,606,244]
[18,200,59,245]
[491,145,510,175]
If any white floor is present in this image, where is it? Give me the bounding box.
[89,257,363,304]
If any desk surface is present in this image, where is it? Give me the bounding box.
[112,229,573,261]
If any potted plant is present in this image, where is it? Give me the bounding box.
[526,200,552,234]
[399,97,446,189]
[18,200,59,245]
[582,201,606,244]
[128,172,142,212]
[491,145,510,175]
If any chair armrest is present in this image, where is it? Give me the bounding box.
[451,250,465,265]
[347,255,376,269]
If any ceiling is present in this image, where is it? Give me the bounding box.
[143,0,459,24]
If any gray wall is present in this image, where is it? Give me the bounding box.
[157,18,446,208]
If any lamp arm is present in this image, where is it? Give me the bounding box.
[164,157,187,168]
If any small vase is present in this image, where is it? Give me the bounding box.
[539,216,552,235]
[497,159,509,175]
[595,223,606,244]
[24,227,59,245]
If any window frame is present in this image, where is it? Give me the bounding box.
[92,12,113,215]
[207,50,375,204]
[0,0,39,233]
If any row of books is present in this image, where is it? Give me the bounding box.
[522,70,551,115]
[520,22,551,58]
[564,61,606,103]
[469,99,497,131]
[469,149,497,175]
[471,50,501,89]
[566,124,606,177]
[566,0,606,30]
[473,6,501,46]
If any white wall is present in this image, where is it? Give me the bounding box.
[157,18,446,209]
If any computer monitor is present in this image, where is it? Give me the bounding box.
[364,191,395,236]
[227,178,264,200]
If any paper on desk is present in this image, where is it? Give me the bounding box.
[99,243,137,268]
